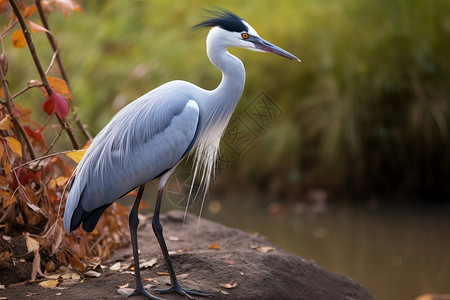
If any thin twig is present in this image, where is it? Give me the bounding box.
[0,19,18,39]
[0,64,36,160]
[12,82,44,99]
[9,0,80,150]
[43,126,64,156]
[45,49,59,75]
[13,149,84,170]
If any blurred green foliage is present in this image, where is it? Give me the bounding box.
[5,0,450,201]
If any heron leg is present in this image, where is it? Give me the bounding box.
[127,185,163,300]
[152,188,214,299]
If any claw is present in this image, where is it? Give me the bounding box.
[127,287,164,300]
[155,283,214,299]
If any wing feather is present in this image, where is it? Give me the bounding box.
[64,84,200,232]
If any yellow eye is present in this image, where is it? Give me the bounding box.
[241,32,249,39]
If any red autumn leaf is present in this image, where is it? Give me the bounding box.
[11,167,29,191]
[43,90,69,119]
[24,125,46,146]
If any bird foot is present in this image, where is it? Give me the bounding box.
[155,283,214,299]
[127,287,164,300]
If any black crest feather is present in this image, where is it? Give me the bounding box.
[193,8,248,33]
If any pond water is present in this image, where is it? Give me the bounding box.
[130,185,450,300]
[202,198,450,300]
[128,181,450,300]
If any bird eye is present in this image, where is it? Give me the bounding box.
[241,32,249,39]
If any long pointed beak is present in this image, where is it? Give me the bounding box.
[248,36,301,62]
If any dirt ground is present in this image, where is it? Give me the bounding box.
[0,210,373,300]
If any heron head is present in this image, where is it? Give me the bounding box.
[194,9,300,62]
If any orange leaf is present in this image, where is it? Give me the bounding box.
[7,137,22,157]
[0,190,11,197]
[208,243,221,250]
[0,115,12,130]
[28,20,51,34]
[55,176,69,186]
[0,86,4,98]
[47,76,72,100]
[4,160,10,175]
[69,256,85,272]
[2,195,17,209]
[12,30,26,48]
[23,4,37,18]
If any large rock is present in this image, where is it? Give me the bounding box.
[0,210,372,300]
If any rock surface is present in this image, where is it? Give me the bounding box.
[0,210,373,300]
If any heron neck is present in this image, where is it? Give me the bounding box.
[206,46,246,118]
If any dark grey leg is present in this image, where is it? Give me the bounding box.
[127,185,163,300]
[152,188,214,299]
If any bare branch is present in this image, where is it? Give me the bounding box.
[35,0,92,141]
[0,64,36,160]
[9,0,80,149]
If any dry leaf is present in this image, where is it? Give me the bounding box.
[55,176,68,186]
[31,251,44,281]
[27,20,51,34]
[0,251,12,262]
[25,235,40,253]
[6,137,22,157]
[117,288,134,297]
[169,236,184,242]
[45,273,62,280]
[65,150,86,163]
[38,280,59,288]
[110,262,121,271]
[0,115,12,130]
[208,243,221,250]
[69,256,84,272]
[22,4,37,18]
[47,76,72,100]
[257,246,275,253]
[224,260,235,265]
[140,258,157,269]
[157,272,169,276]
[85,270,101,278]
[118,283,129,289]
[219,280,238,289]
[177,273,189,280]
[221,290,230,295]
[12,30,26,48]
[2,195,16,209]
[250,245,275,253]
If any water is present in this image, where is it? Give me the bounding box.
[201,198,450,300]
[130,186,450,300]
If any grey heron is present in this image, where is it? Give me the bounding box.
[63,9,299,299]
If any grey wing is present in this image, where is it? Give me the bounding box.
[63,93,200,233]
